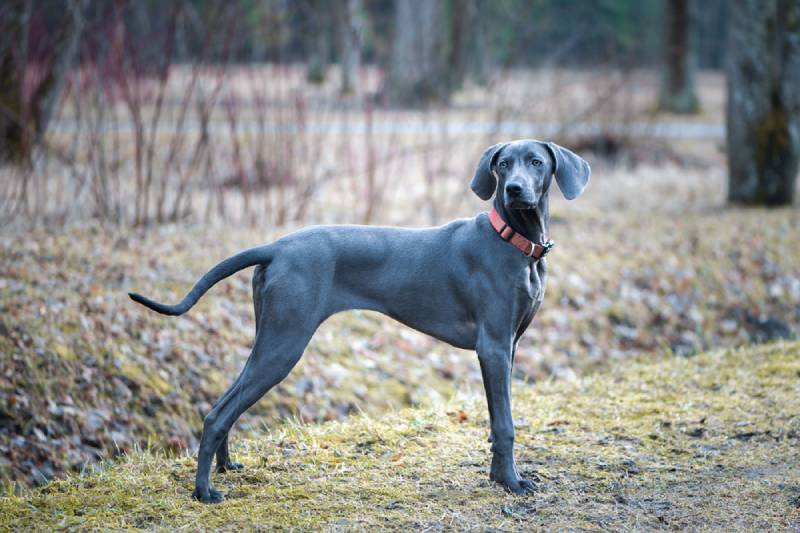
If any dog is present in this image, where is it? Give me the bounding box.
[129,139,590,503]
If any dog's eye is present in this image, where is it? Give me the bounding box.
[498,160,508,169]
[531,159,543,167]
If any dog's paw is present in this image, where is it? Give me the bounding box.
[492,476,537,495]
[216,461,244,473]
[192,487,224,504]
[504,478,536,494]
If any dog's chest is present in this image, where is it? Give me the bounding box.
[509,259,546,317]
[524,259,546,304]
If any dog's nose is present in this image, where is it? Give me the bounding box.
[505,182,523,197]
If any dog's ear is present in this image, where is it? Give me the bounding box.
[544,142,591,200]
[471,143,506,200]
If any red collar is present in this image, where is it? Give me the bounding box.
[488,206,554,260]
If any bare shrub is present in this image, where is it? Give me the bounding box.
[0,1,678,232]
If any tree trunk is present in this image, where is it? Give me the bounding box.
[0,0,31,164]
[446,0,471,93]
[32,0,85,144]
[304,0,330,84]
[387,0,448,106]
[0,0,85,165]
[726,0,800,206]
[467,0,490,85]
[441,0,482,91]
[336,0,362,95]
[658,0,699,113]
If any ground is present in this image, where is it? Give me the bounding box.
[1,204,798,490]
[1,340,798,531]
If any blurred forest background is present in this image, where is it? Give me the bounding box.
[0,0,798,491]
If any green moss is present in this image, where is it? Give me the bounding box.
[50,342,77,362]
[2,341,799,530]
[118,361,172,396]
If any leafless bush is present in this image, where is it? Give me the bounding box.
[0,1,664,232]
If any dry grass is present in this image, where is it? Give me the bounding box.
[1,340,798,531]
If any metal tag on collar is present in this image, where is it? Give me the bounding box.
[540,239,555,258]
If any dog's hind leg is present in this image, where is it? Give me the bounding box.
[193,296,319,503]
[214,390,244,472]
[213,266,269,474]
[211,368,247,474]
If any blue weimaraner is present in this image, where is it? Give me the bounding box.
[130,139,590,503]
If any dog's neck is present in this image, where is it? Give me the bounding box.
[492,195,549,244]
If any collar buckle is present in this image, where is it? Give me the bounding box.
[539,239,555,258]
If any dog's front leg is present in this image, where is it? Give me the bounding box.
[477,347,535,494]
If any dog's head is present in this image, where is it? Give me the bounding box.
[470,139,590,209]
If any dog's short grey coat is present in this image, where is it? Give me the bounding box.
[129,139,590,503]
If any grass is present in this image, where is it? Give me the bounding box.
[1,340,798,531]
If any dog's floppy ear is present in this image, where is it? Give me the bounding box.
[470,143,506,200]
[544,142,591,200]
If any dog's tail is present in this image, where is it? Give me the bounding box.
[128,244,274,316]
